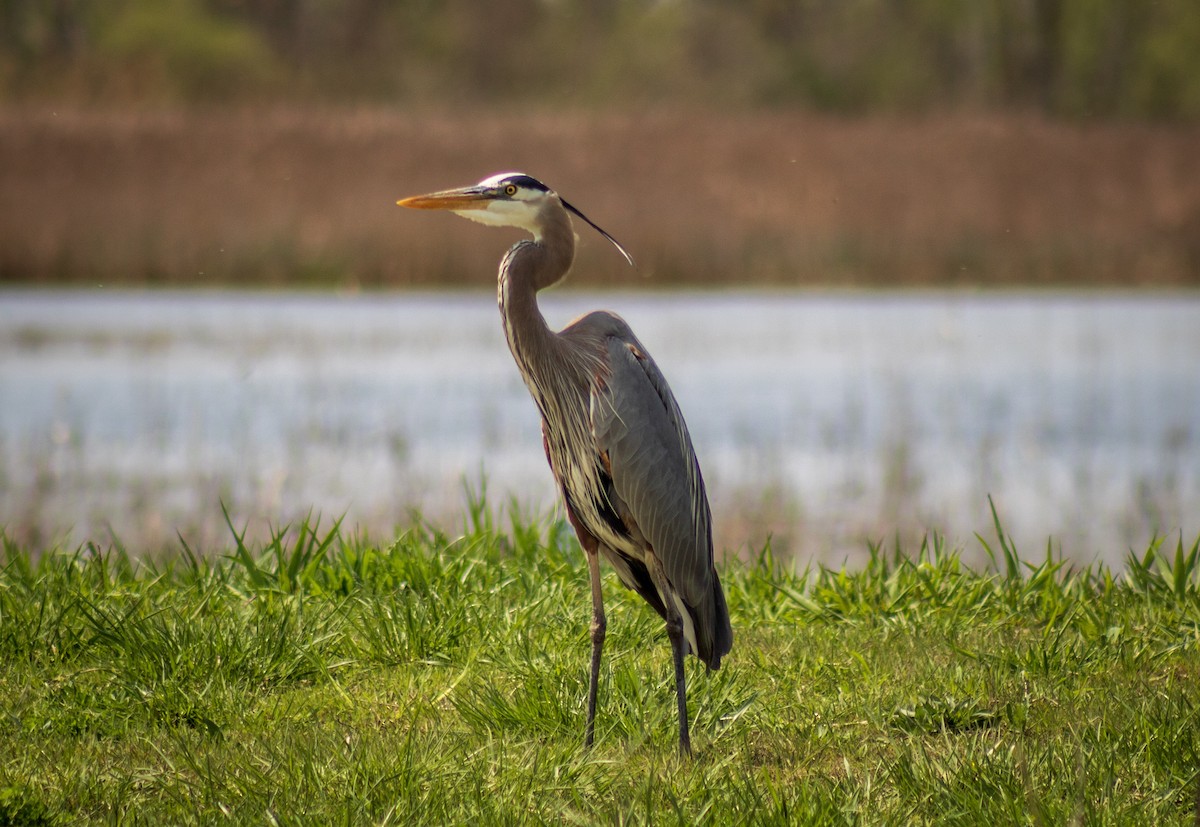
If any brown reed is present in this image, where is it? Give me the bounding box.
[2,107,1198,289]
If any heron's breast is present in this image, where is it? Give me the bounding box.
[541,413,637,552]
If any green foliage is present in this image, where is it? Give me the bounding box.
[1,501,1199,823]
[0,784,58,827]
[95,0,279,101]
[2,0,1200,117]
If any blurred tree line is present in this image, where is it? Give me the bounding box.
[2,0,1199,118]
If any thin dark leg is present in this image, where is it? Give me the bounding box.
[665,607,691,756]
[647,554,691,756]
[585,545,606,749]
[565,504,605,749]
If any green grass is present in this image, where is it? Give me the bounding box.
[1,497,1199,825]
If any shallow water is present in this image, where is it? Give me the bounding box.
[1,289,1197,565]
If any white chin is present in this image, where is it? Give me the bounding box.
[453,204,541,237]
[452,208,510,228]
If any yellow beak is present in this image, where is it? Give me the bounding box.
[396,187,492,210]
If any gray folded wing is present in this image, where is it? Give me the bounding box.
[590,336,714,608]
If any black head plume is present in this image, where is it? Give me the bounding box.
[561,198,635,268]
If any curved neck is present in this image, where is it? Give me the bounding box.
[497,200,575,366]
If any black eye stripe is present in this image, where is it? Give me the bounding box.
[500,174,550,193]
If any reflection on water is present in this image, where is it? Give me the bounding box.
[1,289,1197,565]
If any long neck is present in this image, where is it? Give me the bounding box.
[497,200,576,387]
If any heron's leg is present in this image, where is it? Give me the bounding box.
[646,554,691,757]
[584,542,606,748]
[565,505,605,748]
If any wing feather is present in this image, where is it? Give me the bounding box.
[591,336,713,607]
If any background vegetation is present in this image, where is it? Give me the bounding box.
[3,0,1200,118]
[2,108,1198,289]
[2,1,1200,288]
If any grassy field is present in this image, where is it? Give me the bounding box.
[2,108,1199,289]
[2,498,1199,825]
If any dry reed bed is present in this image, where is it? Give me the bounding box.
[2,107,1199,288]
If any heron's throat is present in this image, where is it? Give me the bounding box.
[498,200,575,331]
[516,200,576,292]
[497,202,580,400]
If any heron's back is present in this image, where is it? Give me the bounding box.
[559,312,732,670]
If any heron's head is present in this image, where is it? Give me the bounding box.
[397,172,633,266]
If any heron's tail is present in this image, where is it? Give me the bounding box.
[692,571,733,670]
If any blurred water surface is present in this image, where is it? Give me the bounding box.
[1,289,1196,566]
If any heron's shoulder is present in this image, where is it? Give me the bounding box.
[561,309,635,340]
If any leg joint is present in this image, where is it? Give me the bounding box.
[590,613,606,644]
[663,611,684,639]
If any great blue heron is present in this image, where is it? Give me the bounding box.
[397,172,732,755]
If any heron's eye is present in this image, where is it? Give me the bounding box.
[504,184,518,196]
